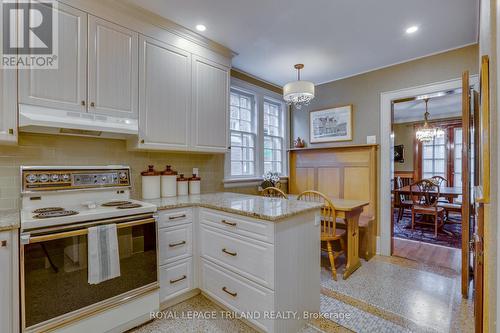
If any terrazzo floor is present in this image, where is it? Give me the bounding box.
[130,255,474,333]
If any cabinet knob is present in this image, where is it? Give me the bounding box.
[140,139,145,144]
[90,102,95,107]
[81,100,86,106]
[8,128,14,135]
[1,240,7,247]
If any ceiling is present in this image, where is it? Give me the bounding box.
[393,93,462,124]
[127,0,478,86]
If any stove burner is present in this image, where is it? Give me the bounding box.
[101,201,132,207]
[116,203,142,209]
[34,210,79,219]
[32,207,64,214]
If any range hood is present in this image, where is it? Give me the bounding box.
[19,104,138,139]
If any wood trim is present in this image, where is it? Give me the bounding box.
[477,55,490,203]
[230,69,282,95]
[461,70,470,298]
[289,143,378,151]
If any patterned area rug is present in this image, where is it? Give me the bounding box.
[393,210,462,248]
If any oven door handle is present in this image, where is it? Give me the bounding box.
[27,218,156,244]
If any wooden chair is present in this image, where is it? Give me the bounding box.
[430,176,450,203]
[394,177,413,223]
[261,186,288,199]
[297,190,346,280]
[410,179,446,237]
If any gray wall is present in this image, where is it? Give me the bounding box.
[291,44,479,147]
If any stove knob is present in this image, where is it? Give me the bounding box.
[26,174,38,183]
[62,174,70,182]
[119,172,127,180]
[39,174,49,183]
[102,176,107,182]
[50,174,60,182]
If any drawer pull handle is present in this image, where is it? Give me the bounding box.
[222,248,237,256]
[0,240,6,247]
[169,214,187,220]
[221,219,237,227]
[169,275,187,284]
[222,286,237,297]
[169,240,186,248]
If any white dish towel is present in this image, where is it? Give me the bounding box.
[88,224,121,284]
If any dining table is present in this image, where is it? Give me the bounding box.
[290,195,369,279]
[394,185,462,201]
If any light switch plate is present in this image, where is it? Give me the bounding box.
[367,135,377,144]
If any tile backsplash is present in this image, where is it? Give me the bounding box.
[0,133,226,210]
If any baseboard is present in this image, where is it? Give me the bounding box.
[160,288,201,310]
[376,236,381,255]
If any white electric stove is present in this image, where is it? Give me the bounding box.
[19,166,159,333]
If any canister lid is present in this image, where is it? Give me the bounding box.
[189,173,201,181]
[141,165,159,176]
[161,165,178,176]
[177,174,189,181]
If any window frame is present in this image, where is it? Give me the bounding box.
[224,78,289,184]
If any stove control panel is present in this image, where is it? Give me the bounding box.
[21,167,131,192]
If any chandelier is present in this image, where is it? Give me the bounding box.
[283,64,315,109]
[415,98,444,142]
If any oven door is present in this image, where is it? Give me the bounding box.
[21,214,158,332]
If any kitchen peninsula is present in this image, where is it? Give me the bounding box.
[145,192,322,333]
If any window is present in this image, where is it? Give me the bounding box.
[226,81,287,181]
[263,100,284,174]
[422,135,446,179]
[229,90,256,177]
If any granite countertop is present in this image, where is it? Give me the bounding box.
[0,210,20,231]
[143,192,323,222]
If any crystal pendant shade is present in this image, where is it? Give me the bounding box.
[415,98,444,142]
[283,64,315,109]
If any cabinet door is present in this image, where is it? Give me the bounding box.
[0,2,17,144]
[191,56,229,152]
[139,36,191,149]
[88,16,138,118]
[19,3,87,112]
[0,231,19,333]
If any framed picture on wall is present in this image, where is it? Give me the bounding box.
[394,144,405,163]
[309,104,353,143]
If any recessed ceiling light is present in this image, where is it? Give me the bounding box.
[405,25,419,34]
[196,24,206,32]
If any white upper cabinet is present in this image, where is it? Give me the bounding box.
[19,3,87,112]
[88,16,138,118]
[191,56,229,153]
[138,36,191,150]
[0,3,17,145]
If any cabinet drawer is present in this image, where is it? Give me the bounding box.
[201,259,274,333]
[200,208,274,243]
[200,225,274,289]
[157,208,193,228]
[159,258,193,303]
[159,224,192,265]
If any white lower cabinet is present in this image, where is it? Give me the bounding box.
[160,258,193,302]
[157,209,195,304]
[201,259,274,333]
[0,230,19,333]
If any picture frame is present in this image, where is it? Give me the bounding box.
[309,104,353,143]
[394,144,405,163]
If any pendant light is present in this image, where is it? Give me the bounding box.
[415,98,444,142]
[283,64,315,109]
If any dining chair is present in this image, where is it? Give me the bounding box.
[394,177,413,223]
[410,179,445,237]
[430,176,449,203]
[261,186,288,199]
[297,190,345,280]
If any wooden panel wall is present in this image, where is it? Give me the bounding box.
[289,144,378,223]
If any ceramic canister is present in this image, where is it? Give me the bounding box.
[189,173,201,195]
[177,174,189,196]
[141,165,160,199]
[161,165,178,197]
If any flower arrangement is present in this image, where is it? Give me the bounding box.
[261,171,281,189]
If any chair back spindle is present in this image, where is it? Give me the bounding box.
[297,190,337,238]
[261,187,288,199]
